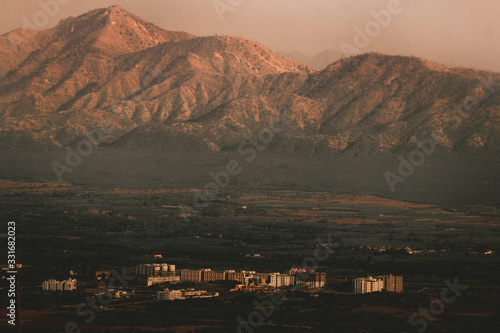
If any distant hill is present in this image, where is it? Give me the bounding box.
[278,50,312,66]
[279,49,343,69]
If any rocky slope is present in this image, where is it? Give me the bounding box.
[1,5,499,155]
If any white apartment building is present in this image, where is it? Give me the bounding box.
[42,278,77,291]
[142,275,181,287]
[269,273,295,288]
[352,276,384,294]
[157,288,184,301]
[136,263,175,277]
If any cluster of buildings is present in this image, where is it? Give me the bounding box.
[352,274,403,294]
[156,288,219,301]
[136,263,176,276]
[136,264,326,289]
[136,263,180,286]
[267,269,326,288]
[42,278,77,291]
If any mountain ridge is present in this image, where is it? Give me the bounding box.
[0,6,499,155]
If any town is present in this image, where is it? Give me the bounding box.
[3,186,497,332]
[41,262,403,305]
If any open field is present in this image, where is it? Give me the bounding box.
[1,147,499,207]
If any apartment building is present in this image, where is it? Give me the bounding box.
[226,271,244,282]
[289,269,326,288]
[378,274,403,293]
[180,269,203,282]
[352,274,403,294]
[157,288,184,301]
[294,272,327,288]
[136,263,175,277]
[42,278,77,291]
[201,269,225,282]
[141,275,181,286]
[269,273,295,288]
[352,276,384,294]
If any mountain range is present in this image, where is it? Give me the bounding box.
[1,5,499,154]
[0,5,499,206]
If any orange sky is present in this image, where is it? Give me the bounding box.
[1,0,499,72]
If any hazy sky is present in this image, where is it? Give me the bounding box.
[1,0,499,71]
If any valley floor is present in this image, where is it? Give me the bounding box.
[0,181,499,332]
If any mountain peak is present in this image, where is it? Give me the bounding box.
[101,4,137,21]
[106,4,126,11]
[56,5,154,32]
[52,5,193,54]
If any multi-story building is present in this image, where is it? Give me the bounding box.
[352,276,384,294]
[313,272,327,288]
[141,275,181,287]
[157,288,184,301]
[202,269,226,282]
[240,271,269,285]
[136,264,175,277]
[352,278,367,294]
[394,275,403,293]
[180,269,203,282]
[254,273,270,284]
[378,274,403,293]
[42,278,77,291]
[269,273,295,288]
[296,272,326,288]
[42,279,57,291]
[289,270,326,288]
[226,271,244,282]
[269,273,280,287]
[63,278,77,291]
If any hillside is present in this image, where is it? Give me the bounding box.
[1,6,499,154]
[0,5,314,149]
[0,6,499,206]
